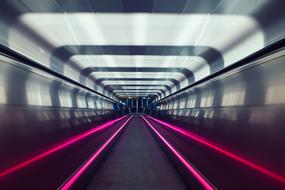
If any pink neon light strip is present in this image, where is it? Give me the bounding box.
[147,115,285,184]
[141,115,214,190]
[0,116,127,179]
[60,115,133,190]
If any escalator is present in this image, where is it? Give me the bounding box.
[86,115,187,190]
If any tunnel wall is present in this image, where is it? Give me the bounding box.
[153,48,285,174]
[0,55,121,171]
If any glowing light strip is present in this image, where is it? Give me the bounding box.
[147,115,285,184]
[0,116,127,178]
[60,115,133,190]
[141,115,214,190]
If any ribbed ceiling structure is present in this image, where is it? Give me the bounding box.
[1,0,284,101]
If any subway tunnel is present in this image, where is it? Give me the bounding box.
[0,0,285,189]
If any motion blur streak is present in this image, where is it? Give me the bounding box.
[60,115,133,190]
[0,116,127,179]
[141,115,214,190]
[147,115,285,184]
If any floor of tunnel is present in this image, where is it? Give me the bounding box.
[86,115,187,190]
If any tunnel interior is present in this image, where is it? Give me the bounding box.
[0,1,285,190]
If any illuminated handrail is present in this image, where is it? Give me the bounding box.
[0,116,127,179]
[147,115,285,184]
[60,115,133,189]
[141,115,215,190]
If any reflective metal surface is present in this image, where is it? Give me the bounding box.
[0,1,284,189]
[154,49,285,186]
[0,55,120,174]
[0,0,284,99]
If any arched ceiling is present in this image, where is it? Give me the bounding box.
[0,0,284,100]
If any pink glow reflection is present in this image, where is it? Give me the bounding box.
[60,115,133,190]
[141,115,214,190]
[0,116,127,179]
[147,115,285,184]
